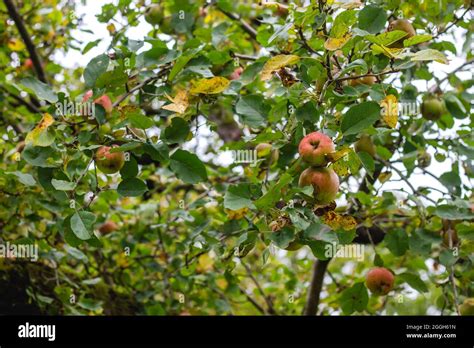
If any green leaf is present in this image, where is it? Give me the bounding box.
[268,227,295,249]
[268,22,293,44]
[51,179,76,191]
[128,112,154,129]
[408,49,448,64]
[439,249,458,267]
[109,142,142,153]
[6,171,36,186]
[367,31,407,46]
[357,151,375,177]
[235,95,270,128]
[403,34,433,47]
[439,171,462,194]
[434,204,474,220]
[162,117,190,144]
[168,52,197,81]
[20,77,58,103]
[254,173,292,210]
[341,102,381,136]
[143,142,169,162]
[374,253,384,267]
[397,272,428,293]
[385,229,409,256]
[224,184,256,210]
[331,10,356,38]
[358,5,386,34]
[444,94,467,119]
[70,211,96,240]
[117,178,148,197]
[169,150,207,184]
[340,282,368,314]
[120,156,139,179]
[65,245,89,262]
[295,101,320,122]
[22,145,61,168]
[83,54,109,88]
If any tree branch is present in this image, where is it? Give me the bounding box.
[303,259,330,315]
[3,0,47,83]
[112,66,171,108]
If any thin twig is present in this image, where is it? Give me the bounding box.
[217,8,258,40]
[241,260,277,315]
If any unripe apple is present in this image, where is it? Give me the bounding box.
[459,298,474,316]
[387,19,416,48]
[229,67,244,80]
[417,150,431,168]
[99,221,118,234]
[348,75,376,87]
[298,167,340,205]
[354,134,376,157]
[298,132,335,167]
[421,96,444,121]
[366,267,394,295]
[144,4,164,25]
[95,145,125,174]
[256,143,279,166]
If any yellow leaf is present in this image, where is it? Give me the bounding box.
[7,38,25,51]
[226,207,249,220]
[378,171,392,183]
[260,54,300,81]
[216,277,228,290]
[107,23,116,34]
[197,254,214,273]
[381,94,398,128]
[25,113,55,147]
[190,77,230,94]
[326,147,351,163]
[332,160,349,177]
[11,152,21,162]
[162,90,189,114]
[371,44,404,58]
[324,33,352,51]
[323,211,357,231]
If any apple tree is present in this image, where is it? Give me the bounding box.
[0,0,473,316]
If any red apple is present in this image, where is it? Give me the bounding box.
[298,167,339,205]
[24,58,33,70]
[95,145,125,174]
[83,90,113,113]
[298,132,335,167]
[366,267,394,295]
[229,67,244,80]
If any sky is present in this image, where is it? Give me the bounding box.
[55,0,473,205]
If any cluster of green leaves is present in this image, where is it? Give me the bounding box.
[0,0,473,316]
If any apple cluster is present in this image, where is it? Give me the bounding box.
[298,132,339,205]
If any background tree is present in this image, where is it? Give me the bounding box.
[0,0,473,315]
